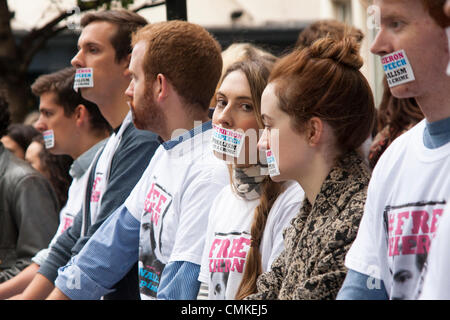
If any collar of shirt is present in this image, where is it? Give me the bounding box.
[160,121,212,151]
[424,116,450,149]
[69,138,108,179]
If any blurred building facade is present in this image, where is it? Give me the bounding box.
[9,0,383,105]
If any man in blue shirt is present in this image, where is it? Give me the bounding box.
[19,10,160,300]
[47,20,229,300]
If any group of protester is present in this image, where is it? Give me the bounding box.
[0,0,448,300]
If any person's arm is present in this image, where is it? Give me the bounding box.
[0,174,59,282]
[46,287,70,300]
[48,205,140,300]
[34,209,83,287]
[14,273,55,300]
[30,129,158,300]
[70,128,159,258]
[0,263,39,300]
[157,165,228,300]
[157,261,201,300]
[337,269,389,300]
[197,282,208,300]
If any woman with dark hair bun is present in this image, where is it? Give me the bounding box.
[245,35,376,300]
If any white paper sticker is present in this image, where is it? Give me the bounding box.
[211,125,245,158]
[381,49,415,87]
[73,68,94,92]
[266,149,280,177]
[43,129,55,149]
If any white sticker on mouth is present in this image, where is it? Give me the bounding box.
[73,68,94,92]
[381,49,415,87]
[266,149,280,177]
[211,125,245,158]
[43,129,55,149]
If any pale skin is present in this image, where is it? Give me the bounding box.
[0,136,25,159]
[34,92,105,159]
[25,141,45,175]
[212,69,261,167]
[371,0,450,122]
[257,82,339,206]
[71,21,131,129]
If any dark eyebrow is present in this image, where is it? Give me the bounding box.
[381,12,407,23]
[216,91,252,101]
[78,41,102,50]
[39,106,52,114]
[235,96,252,101]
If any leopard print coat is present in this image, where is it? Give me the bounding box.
[246,151,371,300]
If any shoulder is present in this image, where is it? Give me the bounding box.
[3,153,45,184]
[277,181,305,207]
[114,125,160,163]
[189,151,229,187]
[375,120,424,170]
[120,123,160,151]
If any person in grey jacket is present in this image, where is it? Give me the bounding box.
[0,94,59,283]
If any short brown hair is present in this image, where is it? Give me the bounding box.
[132,21,223,112]
[81,9,148,62]
[421,0,450,27]
[270,36,376,155]
[296,19,364,49]
[31,67,111,134]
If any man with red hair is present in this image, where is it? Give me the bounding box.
[338,0,450,300]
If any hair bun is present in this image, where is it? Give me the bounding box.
[309,36,363,70]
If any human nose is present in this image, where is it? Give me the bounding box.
[257,127,269,152]
[125,79,134,100]
[213,104,233,129]
[71,49,85,68]
[34,115,48,132]
[370,28,393,57]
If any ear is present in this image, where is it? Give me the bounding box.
[74,104,87,127]
[122,54,132,77]
[306,117,323,147]
[154,73,169,102]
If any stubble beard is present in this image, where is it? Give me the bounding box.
[131,91,166,136]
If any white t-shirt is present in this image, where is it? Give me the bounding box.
[31,169,88,266]
[345,120,450,300]
[198,180,304,300]
[85,112,132,233]
[125,124,229,300]
[419,201,450,299]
